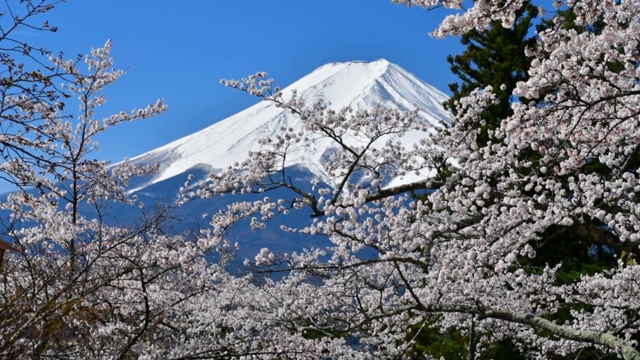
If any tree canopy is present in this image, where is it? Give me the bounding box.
[2,0,640,359]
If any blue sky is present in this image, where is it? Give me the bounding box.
[40,1,464,162]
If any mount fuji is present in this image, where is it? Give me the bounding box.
[122,59,451,261]
[128,59,450,193]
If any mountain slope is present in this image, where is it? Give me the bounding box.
[129,59,450,192]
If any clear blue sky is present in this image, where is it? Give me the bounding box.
[39,1,464,162]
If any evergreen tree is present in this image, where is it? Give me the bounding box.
[444,1,538,146]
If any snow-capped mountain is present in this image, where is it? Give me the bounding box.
[129,59,450,192]
[119,59,450,263]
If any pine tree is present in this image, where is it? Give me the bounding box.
[444,1,538,147]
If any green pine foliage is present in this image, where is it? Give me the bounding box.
[444,2,538,147]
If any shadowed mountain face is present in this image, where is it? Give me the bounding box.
[120,60,451,264]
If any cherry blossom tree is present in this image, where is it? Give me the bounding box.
[185,0,640,358]
[0,2,237,358]
[0,3,365,359]
[3,0,640,359]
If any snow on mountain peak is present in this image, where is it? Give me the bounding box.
[130,60,451,190]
